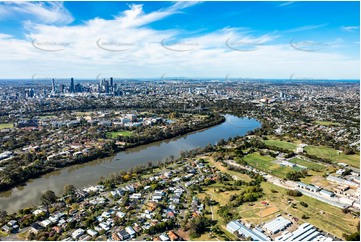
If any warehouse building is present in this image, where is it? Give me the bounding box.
[319,189,335,198]
[226,221,270,241]
[263,217,292,234]
[276,223,333,241]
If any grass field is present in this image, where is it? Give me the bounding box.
[243,153,295,179]
[0,123,13,130]
[259,182,358,238]
[196,186,239,241]
[337,154,360,169]
[263,139,297,151]
[196,161,359,239]
[38,115,56,119]
[107,131,133,138]
[204,156,253,182]
[74,111,93,116]
[289,158,326,172]
[304,145,360,168]
[300,170,333,188]
[315,121,340,126]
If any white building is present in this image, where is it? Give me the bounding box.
[72,229,85,240]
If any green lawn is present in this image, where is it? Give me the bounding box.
[289,158,326,172]
[337,154,360,169]
[259,182,359,239]
[74,111,93,116]
[304,145,360,168]
[0,123,13,129]
[263,139,297,151]
[204,157,253,182]
[38,115,56,119]
[243,152,294,179]
[315,120,340,126]
[107,131,133,138]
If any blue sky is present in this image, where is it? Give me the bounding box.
[0,1,359,79]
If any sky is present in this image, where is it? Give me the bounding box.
[0,1,359,80]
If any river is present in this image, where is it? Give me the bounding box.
[0,114,261,212]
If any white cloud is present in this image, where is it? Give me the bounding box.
[284,23,329,33]
[341,26,359,32]
[278,2,295,7]
[0,2,358,79]
[0,2,73,24]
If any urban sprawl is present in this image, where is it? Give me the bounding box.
[0,78,359,241]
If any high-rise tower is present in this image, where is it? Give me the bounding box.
[52,79,56,93]
[70,78,74,93]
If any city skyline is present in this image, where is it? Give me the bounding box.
[0,1,359,79]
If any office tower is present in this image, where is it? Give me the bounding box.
[25,88,34,98]
[70,78,75,93]
[110,77,114,92]
[105,80,110,94]
[75,83,82,93]
[113,83,117,95]
[52,79,56,93]
[59,84,65,93]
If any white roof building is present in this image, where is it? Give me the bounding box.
[72,228,85,240]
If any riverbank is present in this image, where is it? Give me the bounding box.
[0,115,261,212]
[0,114,225,193]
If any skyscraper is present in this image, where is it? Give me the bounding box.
[110,77,113,92]
[70,78,75,93]
[59,84,65,93]
[105,80,110,94]
[75,83,82,93]
[52,79,56,93]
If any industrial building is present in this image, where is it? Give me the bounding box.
[319,189,335,198]
[263,216,292,234]
[226,221,270,241]
[327,175,359,187]
[276,223,333,241]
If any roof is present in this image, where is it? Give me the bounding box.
[118,229,129,236]
[226,221,241,232]
[227,221,268,241]
[264,217,292,234]
[320,189,334,196]
[238,225,268,241]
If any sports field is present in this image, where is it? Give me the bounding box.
[289,158,326,172]
[263,139,297,151]
[0,123,13,130]
[243,152,295,179]
[107,131,133,138]
[304,145,360,168]
[315,120,340,126]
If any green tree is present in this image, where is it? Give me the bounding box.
[63,184,76,195]
[41,190,57,206]
[345,232,360,241]
[0,209,7,223]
